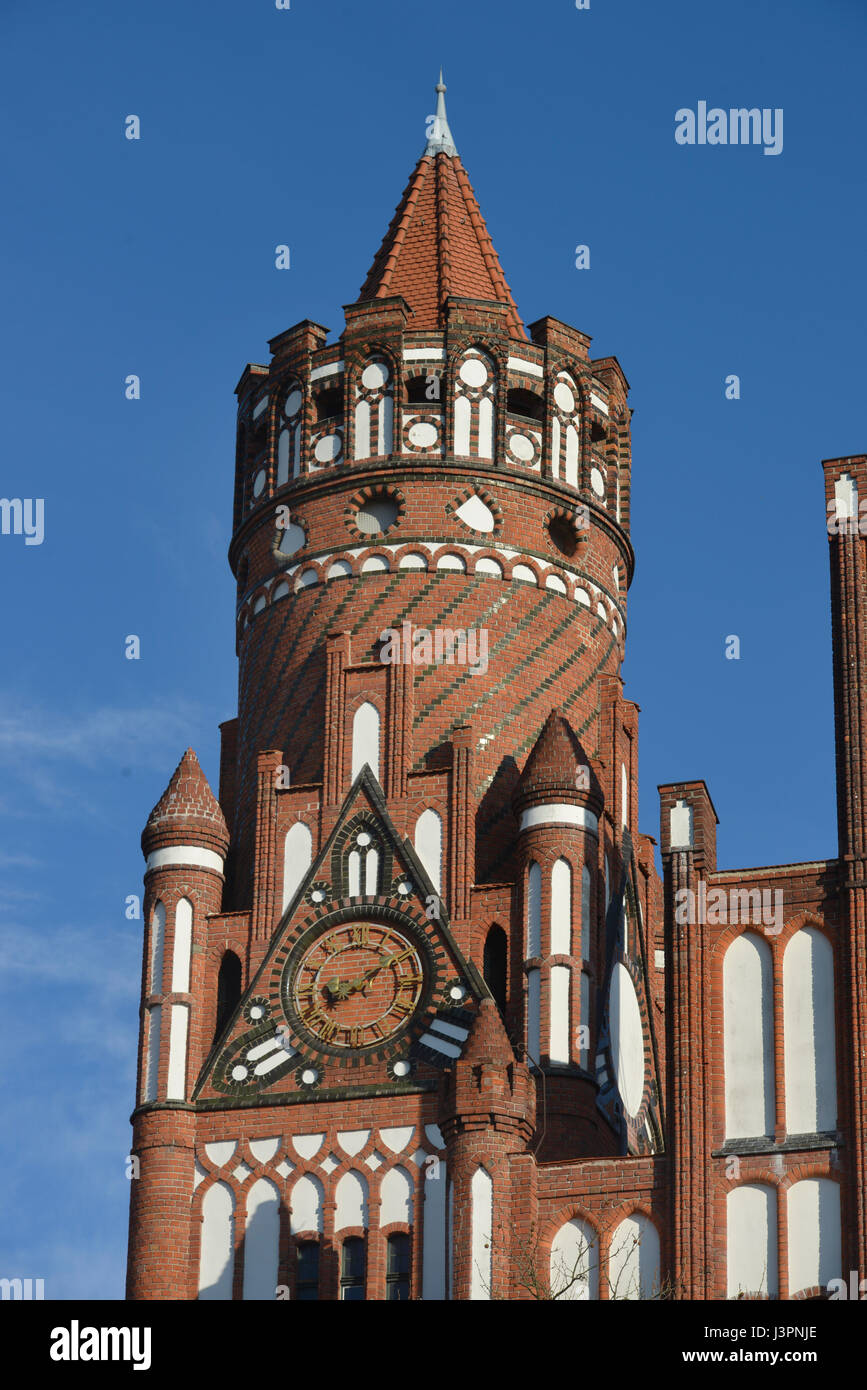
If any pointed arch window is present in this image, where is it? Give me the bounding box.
[723,932,774,1139]
[215,951,242,1042]
[454,349,496,460]
[351,701,381,782]
[483,925,507,1015]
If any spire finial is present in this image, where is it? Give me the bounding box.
[425,69,458,158]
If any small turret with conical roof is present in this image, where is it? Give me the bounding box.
[142,747,229,860]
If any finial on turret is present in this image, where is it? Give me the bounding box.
[424,69,458,157]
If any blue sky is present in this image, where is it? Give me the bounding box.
[1,0,864,1298]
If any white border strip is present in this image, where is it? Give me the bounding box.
[146,846,224,873]
[519,804,599,834]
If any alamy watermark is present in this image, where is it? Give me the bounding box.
[675,103,783,157]
[0,497,44,545]
[674,879,783,935]
[379,620,488,676]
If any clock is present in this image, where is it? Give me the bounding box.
[285,920,426,1051]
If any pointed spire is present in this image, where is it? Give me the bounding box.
[515,709,603,811]
[355,71,525,337]
[424,69,458,158]
[142,747,229,857]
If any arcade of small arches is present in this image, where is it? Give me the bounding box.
[237,346,626,521]
[236,541,624,646]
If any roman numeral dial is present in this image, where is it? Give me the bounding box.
[289,922,426,1050]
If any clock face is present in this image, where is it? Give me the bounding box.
[287,921,425,1050]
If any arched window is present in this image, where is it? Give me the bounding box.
[335,1171,369,1230]
[526,861,541,957]
[550,1217,598,1300]
[787,1178,841,1296]
[214,951,242,1042]
[386,1233,411,1301]
[550,858,572,955]
[149,900,165,994]
[295,1241,320,1301]
[355,357,393,460]
[726,1184,777,1298]
[783,928,837,1133]
[198,1182,235,1300]
[290,1174,323,1235]
[142,1004,161,1104]
[414,809,442,893]
[340,1237,366,1301]
[483,925,507,1015]
[242,1178,280,1301]
[171,898,193,993]
[283,821,313,912]
[550,370,581,486]
[608,1213,661,1300]
[581,865,591,961]
[379,1166,413,1226]
[277,381,303,484]
[351,702,381,782]
[454,348,496,460]
[723,932,775,1139]
[470,1167,493,1300]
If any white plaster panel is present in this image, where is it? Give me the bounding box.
[609,963,644,1118]
[379,1126,414,1154]
[310,361,344,381]
[783,928,837,1133]
[520,804,598,835]
[724,933,775,1138]
[242,1178,280,1301]
[379,1166,414,1226]
[146,846,224,874]
[527,861,542,956]
[726,1184,777,1297]
[198,1182,235,1300]
[149,900,165,994]
[166,1004,189,1101]
[205,1141,236,1167]
[470,1167,493,1300]
[337,1130,370,1157]
[787,1178,841,1295]
[171,898,193,993]
[282,821,313,912]
[549,965,571,1064]
[292,1134,325,1160]
[550,1218,597,1299]
[290,1173,323,1234]
[351,701,380,782]
[249,1137,281,1165]
[335,1171,369,1230]
[422,1156,447,1299]
[527,968,541,1060]
[414,809,442,893]
[143,1004,160,1103]
[608,1215,661,1300]
[551,858,572,955]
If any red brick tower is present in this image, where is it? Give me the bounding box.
[126,76,666,1302]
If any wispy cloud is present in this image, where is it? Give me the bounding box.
[0,699,203,770]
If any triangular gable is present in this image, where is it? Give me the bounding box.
[194,766,488,1107]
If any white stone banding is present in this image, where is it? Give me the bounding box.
[146,847,224,873]
[519,805,599,834]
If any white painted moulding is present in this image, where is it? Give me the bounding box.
[145,846,224,873]
[309,361,344,382]
[520,805,598,834]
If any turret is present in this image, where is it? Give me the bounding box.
[513,710,613,1159]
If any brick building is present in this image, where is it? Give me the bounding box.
[126,77,866,1301]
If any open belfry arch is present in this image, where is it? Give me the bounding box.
[127,76,863,1300]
